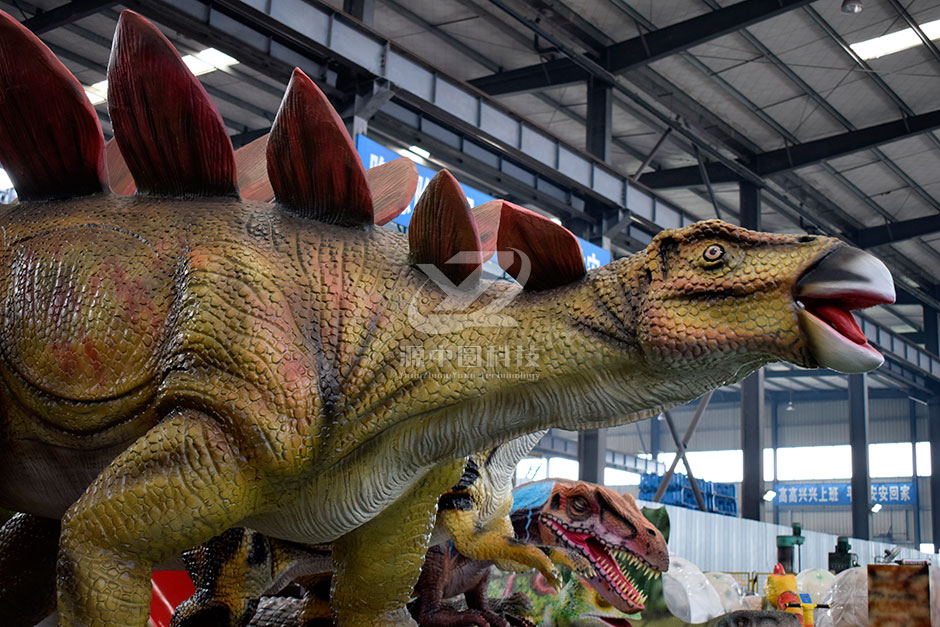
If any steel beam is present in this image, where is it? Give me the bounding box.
[930,396,940,553]
[658,410,708,511]
[470,0,814,95]
[578,429,607,484]
[849,374,870,540]
[854,215,940,249]
[653,391,713,503]
[21,0,118,34]
[640,107,940,189]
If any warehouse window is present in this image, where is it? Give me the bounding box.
[657,450,743,483]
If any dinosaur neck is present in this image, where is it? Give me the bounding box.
[396,256,746,463]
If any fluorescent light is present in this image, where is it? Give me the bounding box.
[408,145,431,159]
[851,18,940,60]
[81,48,239,105]
[182,54,215,76]
[763,489,777,502]
[0,168,12,189]
[193,48,238,69]
[871,502,883,513]
[85,79,108,106]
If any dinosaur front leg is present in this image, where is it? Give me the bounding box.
[441,507,561,588]
[0,512,60,626]
[57,409,264,626]
[330,459,465,627]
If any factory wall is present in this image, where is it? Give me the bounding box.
[592,389,933,547]
[637,499,935,575]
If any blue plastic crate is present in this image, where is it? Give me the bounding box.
[639,473,661,492]
[713,482,736,498]
[712,495,737,516]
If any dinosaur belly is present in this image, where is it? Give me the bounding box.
[0,225,171,432]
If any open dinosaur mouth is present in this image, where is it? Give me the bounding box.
[795,245,895,373]
[541,515,659,613]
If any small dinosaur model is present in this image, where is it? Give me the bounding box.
[0,9,895,626]
[411,479,669,627]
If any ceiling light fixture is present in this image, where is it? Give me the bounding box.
[850,17,940,60]
[407,145,431,159]
[871,503,883,513]
[763,489,778,502]
[841,0,863,14]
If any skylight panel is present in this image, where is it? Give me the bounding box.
[851,17,940,60]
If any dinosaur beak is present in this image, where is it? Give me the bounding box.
[795,245,895,373]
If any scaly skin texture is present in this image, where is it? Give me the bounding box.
[0,195,885,626]
[173,434,554,626]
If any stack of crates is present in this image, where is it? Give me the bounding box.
[639,473,738,516]
[711,481,737,516]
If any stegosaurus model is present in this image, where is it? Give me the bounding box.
[0,9,895,627]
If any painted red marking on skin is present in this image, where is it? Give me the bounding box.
[82,336,105,383]
[50,341,80,379]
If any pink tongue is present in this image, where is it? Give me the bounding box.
[814,305,867,345]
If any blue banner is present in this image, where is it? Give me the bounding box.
[773,481,916,507]
[355,135,611,270]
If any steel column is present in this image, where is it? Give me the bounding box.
[586,78,612,162]
[772,395,780,525]
[578,428,607,484]
[343,0,374,25]
[740,180,761,230]
[925,305,939,356]
[849,374,871,540]
[931,396,940,553]
[741,182,763,521]
[911,399,922,547]
[650,414,661,461]
[741,370,765,521]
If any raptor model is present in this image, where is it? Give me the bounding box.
[0,9,894,627]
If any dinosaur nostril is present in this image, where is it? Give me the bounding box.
[646,527,657,535]
[798,235,816,243]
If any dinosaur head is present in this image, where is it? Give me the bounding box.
[538,480,669,614]
[630,220,894,377]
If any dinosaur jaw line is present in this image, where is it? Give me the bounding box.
[541,515,657,614]
[795,245,895,374]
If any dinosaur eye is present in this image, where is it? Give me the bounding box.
[703,244,724,262]
[568,495,591,519]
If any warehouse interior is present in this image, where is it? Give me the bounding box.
[1,0,939,609]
